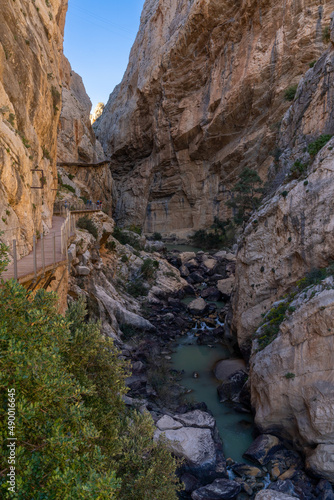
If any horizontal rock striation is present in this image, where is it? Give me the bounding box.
[0,0,68,256]
[95,0,333,235]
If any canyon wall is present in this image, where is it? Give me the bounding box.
[233,24,334,480]
[0,0,68,257]
[56,56,112,211]
[95,0,333,235]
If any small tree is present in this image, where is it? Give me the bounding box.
[226,168,263,225]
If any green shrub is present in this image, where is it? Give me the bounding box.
[127,224,142,235]
[105,240,116,252]
[256,301,289,350]
[63,183,75,193]
[284,372,296,379]
[281,191,288,198]
[226,168,264,225]
[77,216,98,239]
[0,269,180,499]
[121,254,128,262]
[308,135,333,157]
[113,227,143,251]
[191,218,236,249]
[141,258,159,280]
[153,232,162,241]
[288,159,308,180]
[323,26,330,43]
[309,60,317,68]
[127,279,148,297]
[284,85,298,101]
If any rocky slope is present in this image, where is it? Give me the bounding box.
[232,23,334,481]
[57,55,105,165]
[94,0,333,235]
[0,0,68,256]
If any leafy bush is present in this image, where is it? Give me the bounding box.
[127,224,142,235]
[77,216,98,239]
[127,279,148,297]
[288,159,308,180]
[113,227,143,251]
[257,301,289,350]
[308,135,333,157]
[309,60,317,68]
[105,240,117,252]
[226,168,263,225]
[284,372,296,379]
[323,26,330,43]
[121,254,128,262]
[0,277,180,499]
[190,218,236,249]
[63,183,75,193]
[141,259,159,280]
[284,85,298,101]
[153,232,162,241]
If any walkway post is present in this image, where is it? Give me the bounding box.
[41,232,45,275]
[13,239,17,281]
[53,232,56,266]
[33,235,37,279]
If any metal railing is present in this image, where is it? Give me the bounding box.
[3,213,75,282]
[54,201,103,213]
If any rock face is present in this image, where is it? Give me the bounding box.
[94,0,333,235]
[0,0,68,256]
[233,42,334,348]
[154,410,217,467]
[57,56,105,165]
[231,26,334,481]
[56,57,112,212]
[250,280,334,479]
[90,102,105,124]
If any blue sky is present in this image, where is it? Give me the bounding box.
[64,0,145,111]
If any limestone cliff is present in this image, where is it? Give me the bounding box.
[0,0,68,256]
[95,0,333,235]
[57,56,105,165]
[233,40,334,348]
[232,23,334,481]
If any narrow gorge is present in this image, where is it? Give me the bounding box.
[1,0,334,499]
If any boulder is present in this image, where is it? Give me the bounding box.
[306,444,334,482]
[255,491,297,500]
[154,427,216,467]
[76,265,90,276]
[174,410,216,429]
[180,252,196,264]
[217,370,248,403]
[243,434,283,465]
[156,415,183,431]
[181,473,201,493]
[188,272,204,284]
[191,478,241,499]
[188,298,208,315]
[232,463,264,478]
[217,276,235,296]
[214,359,247,381]
[201,287,222,302]
[203,258,217,271]
[269,479,301,497]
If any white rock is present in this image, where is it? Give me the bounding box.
[217,276,235,295]
[174,410,216,429]
[154,427,216,466]
[255,491,296,500]
[76,265,90,276]
[156,415,183,431]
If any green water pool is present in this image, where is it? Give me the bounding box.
[171,334,254,464]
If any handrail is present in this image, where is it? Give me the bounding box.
[2,214,76,283]
[54,201,103,214]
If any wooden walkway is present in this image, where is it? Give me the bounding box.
[2,216,68,284]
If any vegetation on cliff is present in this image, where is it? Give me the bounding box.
[0,274,181,498]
